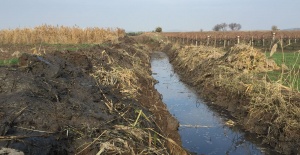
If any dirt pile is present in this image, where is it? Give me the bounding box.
[165,43,300,154]
[0,37,187,154]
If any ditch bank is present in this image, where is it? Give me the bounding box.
[162,43,300,155]
[0,37,187,154]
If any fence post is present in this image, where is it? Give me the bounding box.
[237,36,240,44]
[207,36,210,46]
[272,32,276,41]
[214,36,217,47]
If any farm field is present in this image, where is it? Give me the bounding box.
[162,31,300,51]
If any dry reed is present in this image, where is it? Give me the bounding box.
[0,25,125,44]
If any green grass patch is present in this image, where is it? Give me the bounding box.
[265,51,300,91]
[0,58,19,66]
[266,52,300,68]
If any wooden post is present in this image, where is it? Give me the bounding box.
[207,36,210,46]
[237,36,240,44]
[214,36,217,47]
[272,32,276,41]
[251,36,254,46]
[262,36,265,47]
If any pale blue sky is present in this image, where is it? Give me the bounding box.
[1,0,299,32]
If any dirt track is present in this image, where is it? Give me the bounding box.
[0,37,187,154]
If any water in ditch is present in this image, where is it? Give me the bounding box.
[150,51,277,155]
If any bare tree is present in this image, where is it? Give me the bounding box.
[228,23,242,31]
[212,23,228,31]
[220,23,228,31]
[213,24,222,31]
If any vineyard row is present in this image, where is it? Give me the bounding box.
[162,31,300,51]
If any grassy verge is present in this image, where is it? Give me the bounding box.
[265,51,300,91]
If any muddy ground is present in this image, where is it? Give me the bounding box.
[0,37,187,154]
[162,43,300,155]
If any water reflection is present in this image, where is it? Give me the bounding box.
[151,52,277,155]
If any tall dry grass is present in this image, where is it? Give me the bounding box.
[0,25,125,44]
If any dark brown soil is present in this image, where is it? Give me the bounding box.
[0,37,187,154]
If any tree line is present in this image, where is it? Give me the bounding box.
[213,23,242,31]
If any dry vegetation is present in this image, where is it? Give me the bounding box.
[0,25,125,44]
[165,43,300,154]
[91,49,145,99]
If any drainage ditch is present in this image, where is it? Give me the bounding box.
[151,51,279,155]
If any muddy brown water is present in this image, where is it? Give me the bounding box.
[151,52,280,155]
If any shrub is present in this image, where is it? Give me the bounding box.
[155,27,162,33]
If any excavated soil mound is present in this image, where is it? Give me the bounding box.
[164,43,300,155]
[0,37,186,154]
